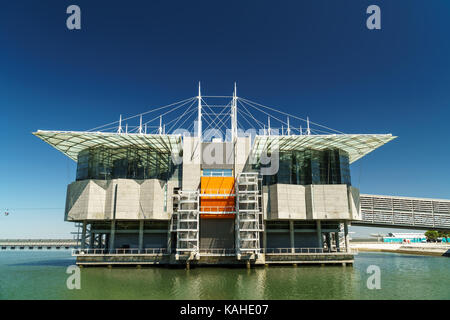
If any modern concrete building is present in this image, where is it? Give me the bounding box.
[33,85,397,266]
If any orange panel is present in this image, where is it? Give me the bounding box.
[200,214,235,219]
[201,198,235,212]
[201,177,235,196]
[200,177,236,213]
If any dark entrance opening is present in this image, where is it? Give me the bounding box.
[200,218,235,250]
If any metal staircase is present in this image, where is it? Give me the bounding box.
[175,190,200,256]
[235,172,264,256]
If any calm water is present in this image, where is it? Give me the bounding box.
[0,250,448,300]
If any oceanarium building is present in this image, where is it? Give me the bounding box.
[34,86,396,266]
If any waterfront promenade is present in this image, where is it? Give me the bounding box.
[351,242,450,256]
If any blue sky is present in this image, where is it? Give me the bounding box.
[1,0,449,238]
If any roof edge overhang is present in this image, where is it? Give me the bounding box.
[33,130,183,162]
[250,133,397,164]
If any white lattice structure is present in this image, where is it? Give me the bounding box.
[356,194,450,230]
[235,172,264,256]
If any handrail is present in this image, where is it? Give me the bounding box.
[72,247,357,256]
[72,248,168,255]
[200,188,235,194]
[262,247,355,254]
[200,206,236,212]
[199,248,236,255]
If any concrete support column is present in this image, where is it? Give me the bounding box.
[98,234,103,249]
[289,220,295,253]
[89,230,94,249]
[138,220,144,252]
[105,234,110,250]
[110,183,118,253]
[109,220,116,252]
[80,221,87,249]
[263,221,267,253]
[335,232,340,252]
[325,233,331,252]
[316,220,322,249]
[344,221,349,253]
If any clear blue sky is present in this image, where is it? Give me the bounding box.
[1,0,449,238]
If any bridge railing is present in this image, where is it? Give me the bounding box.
[262,248,356,254]
[72,248,168,256]
[0,239,76,243]
[199,248,236,256]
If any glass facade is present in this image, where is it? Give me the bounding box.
[260,148,351,186]
[76,146,181,181]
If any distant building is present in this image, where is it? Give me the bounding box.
[383,233,426,243]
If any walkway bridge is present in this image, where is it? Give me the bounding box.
[0,239,77,250]
[353,194,450,231]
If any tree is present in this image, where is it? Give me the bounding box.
[425,230,439,241]
[438,231,449,239]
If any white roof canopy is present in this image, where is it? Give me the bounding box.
[250,134,396,164]
[33,130,182,162]
[34,130,395,164]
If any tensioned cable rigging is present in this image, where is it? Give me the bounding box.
[83,89,345,138]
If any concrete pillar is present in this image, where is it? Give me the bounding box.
[80,221,87,249]
[105,234,110,249]
[325,233,331,252]
[110,183,118,253]
[89,231,94,249]
[138,220,144,252]
[344,221,349,253]
[98,234,103,249]
[109,220,116,252]
[335,232,340,252]
[316,220,322,249]
[263,221,267,253]
[289,220,295,253]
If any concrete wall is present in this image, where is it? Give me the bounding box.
[201,142,233,169]
[266,184,360,221]
[181,136,250,190]
[268,184,307,220]
[65,178,177,221]
[234,136,252,177]
[182,136,201,190]
[307,185,349,220]
[262,185,269,220]
[348,186,361,220]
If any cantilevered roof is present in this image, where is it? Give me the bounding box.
[250,134,396,164]
[33,130,182,162]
